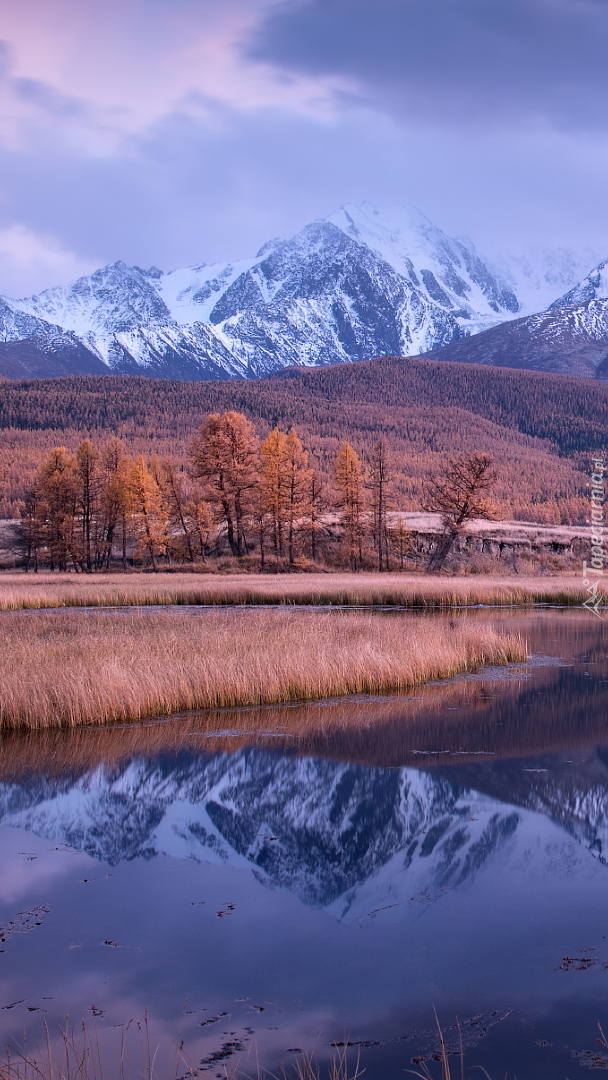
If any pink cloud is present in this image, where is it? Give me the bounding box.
[0,0,350,156]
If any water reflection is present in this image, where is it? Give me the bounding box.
[0,611,607,1079]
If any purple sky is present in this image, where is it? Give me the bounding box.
[1,0,608,295]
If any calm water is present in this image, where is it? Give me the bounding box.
[1,610,607,1079]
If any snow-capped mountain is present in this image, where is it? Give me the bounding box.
[489,247,605,315]
[327,204,519,331]
[1,203,606,381]
[550,258,608,308]
[420,296,608,378]
[0,204,523,380]
[0,296,61,342]
[1,748,607,916]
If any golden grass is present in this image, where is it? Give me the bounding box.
[0,608,525,730]
[0,571,601,611]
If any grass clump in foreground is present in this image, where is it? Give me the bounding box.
[0,571,600,612]
[0,609,525,730]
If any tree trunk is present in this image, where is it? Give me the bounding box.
[426,528,458,573]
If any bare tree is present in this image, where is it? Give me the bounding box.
[424,452,497,573]
[367,439,393,572]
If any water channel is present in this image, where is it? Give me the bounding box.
[0,609,607,1078]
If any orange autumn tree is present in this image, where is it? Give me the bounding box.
[367,438,394,572]
[128,456,168,571]
[189,411,259,557]
[260,427,313,565]
[159,457,198,563]
[99,439,132,570]
[75,439,101,572]
[34,447,85,572]
[260,428,290,561]
[334,441,366,571]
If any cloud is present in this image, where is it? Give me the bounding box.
[0,0,348,157]
[0,224,99,297]
[248,0,608,133]
[0,0,607,295]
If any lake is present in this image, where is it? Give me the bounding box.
[0,609,607,1079]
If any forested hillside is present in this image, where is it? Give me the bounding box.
[0,356,604,522]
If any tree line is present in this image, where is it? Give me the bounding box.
[19,412,424,572]
[0,358,599,526]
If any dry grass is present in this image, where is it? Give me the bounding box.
[0,571,601,612]
[0,1017,363,1080]
[0,608,525,730]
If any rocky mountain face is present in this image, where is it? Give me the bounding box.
[0,205,523,381]
[1,747,606,916]
[420,296,608,378]
[0,203,606,381]
[550,258,608,309]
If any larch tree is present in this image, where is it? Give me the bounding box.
[99,439,131,570]
[284,429,313,565]
[260,428,290,561]
[36,447,81,572]
[128,456,169,571]
[189,411,259,557]
[75,439,100,572]
[183,486,213,560]
[334,441,366,571]
[20,481,44,572]
[304,468,324,564]
[424,452,498,572]
[160,457,196,562]
[260,427,312,565]
[367,439,394,572]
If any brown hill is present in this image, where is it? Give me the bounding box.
[0,356,602,521]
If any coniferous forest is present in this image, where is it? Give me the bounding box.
[1,356,606,558]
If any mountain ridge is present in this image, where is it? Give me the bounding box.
[0,203,606,381]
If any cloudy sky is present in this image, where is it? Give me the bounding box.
[1,0,608,295]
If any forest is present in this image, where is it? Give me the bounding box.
[18,415,413,572]
[0,355,605,528]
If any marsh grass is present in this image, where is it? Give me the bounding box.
[0,1019,364,1080]
[0,572,600,612]
[0,608,525,730]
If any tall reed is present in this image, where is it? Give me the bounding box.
[0,609,525,730]
[0,572,599,612]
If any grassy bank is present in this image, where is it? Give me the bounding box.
[0,608,525,729]
[0,571,600,611]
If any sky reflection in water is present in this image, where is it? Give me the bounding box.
[0,611,607,1079]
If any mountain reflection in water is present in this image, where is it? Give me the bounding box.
[0,611,607,1080]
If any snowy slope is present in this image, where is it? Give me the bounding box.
[81,323,248,380]
[550,258,608,309]
[2,203,606,380]
[159,258,262,325]
[329,203,520,330]
[0,204,523,379]
[419,297,608,378]
[490,247,605,315]
[14,262,173,334]
[0,296,62,342]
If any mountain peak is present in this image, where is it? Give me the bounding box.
[2,203,606,382]
[549,258,608,309]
